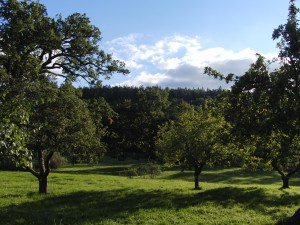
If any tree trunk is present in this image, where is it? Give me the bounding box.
[281,175,290,189]
[272,162,299,189]
[194,163,205,190]
[39,176,48,194]
[194,170,200,190]
[27,150,54,194]
[25,150,54,194]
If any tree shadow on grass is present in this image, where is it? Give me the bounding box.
[54,160,148,176]
[164,168,300,186]
[56,162,300,187]
[0,186,299,225]
[54,166,129,176]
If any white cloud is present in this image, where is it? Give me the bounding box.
[107,34,201,69]
[157,57,182,70]
[116,72,168,87]
[106,34,278,89]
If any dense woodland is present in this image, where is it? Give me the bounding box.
[1,0,300,194]
[81,86,224,160]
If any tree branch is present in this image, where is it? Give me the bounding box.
[45,151,54,177]
[272,161,285,177]
[25,166,40,179]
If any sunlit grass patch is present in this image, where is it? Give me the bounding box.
[0,160,299,225]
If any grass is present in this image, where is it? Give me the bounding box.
[0,158,300,225]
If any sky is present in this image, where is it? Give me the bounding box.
[39,0,295,89]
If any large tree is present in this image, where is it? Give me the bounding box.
[204,0,300,189]
[0,0,128,193]
[227,56,300,188]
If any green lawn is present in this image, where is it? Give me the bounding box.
[0,159,299,225]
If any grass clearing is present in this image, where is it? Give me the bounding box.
[0,159,299,225]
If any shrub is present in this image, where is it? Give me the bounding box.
[120,163,161,178]
[50,152,68,169]
[120,168,139,178]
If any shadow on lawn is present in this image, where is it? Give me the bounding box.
[1,187,299,225]
[54,160,147,176]
[164,168,300,186]
[55,166,128,176]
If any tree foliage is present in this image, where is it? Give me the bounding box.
[0,0,129,84]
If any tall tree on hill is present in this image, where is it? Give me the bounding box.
[0,0,128,193]
[204,0,300,189]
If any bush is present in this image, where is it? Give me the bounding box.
[120,163,161,178]
[50,152,68,169]
[120,168,139,178]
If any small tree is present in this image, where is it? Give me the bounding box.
[156,104,231,189]
[27,82,104,193]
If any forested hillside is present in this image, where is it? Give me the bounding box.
[81,86,225,160]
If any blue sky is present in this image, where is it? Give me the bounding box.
[40,0,294,89]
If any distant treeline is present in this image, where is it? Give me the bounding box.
[81,86,224,106]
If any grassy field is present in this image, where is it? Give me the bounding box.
[0,159,300,225]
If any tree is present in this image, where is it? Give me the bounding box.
[206,54,300,189]
[204,0,300,189]
[262,0,300,188]
[27,83,104,193]
[0,0,128,193]
[156,104,231,189]
[133,87,170,159]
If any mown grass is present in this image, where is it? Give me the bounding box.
[0,158,299,225]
